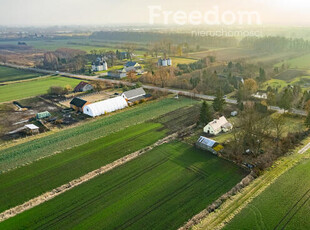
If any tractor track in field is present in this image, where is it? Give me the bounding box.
[274,187,310,230]
[115,177,203,230]
[0,132,178,223]
[35,157,170,230]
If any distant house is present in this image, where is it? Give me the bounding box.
[74,81,93,92]
[122,88,146,102]
[252,91,268,100]
[70,98,90,112]
[158,58,172,67]
[107,69,127,79]
[196,136,223,155]
[203,116,233,136]
[125,61,141,72]
[92,57,108,72]
[36,111,51,119]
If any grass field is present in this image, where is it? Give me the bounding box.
[224,158,310,230]
[275,53,310,70]
[0,65,44,83]
[262,76,310,91]
[0,122,167,213]
[0,76,82,103]
[171,57,198,65]
[0,97,197,172]
[0,142,247,230]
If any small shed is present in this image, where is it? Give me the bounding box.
[122,88,146,101]
[231,111,238,117]
[36,111,51,119]
[70,98,89,112]
[196,136,223,155]
[74,81,93,92]
[25,124,40,134]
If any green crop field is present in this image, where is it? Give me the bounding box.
[0,97,197,172]
[0,76,82,103]
[224,158,310,230]
[0,122,167,213]
[0,65,44,83]
[0,142,247,230]
[275,53,310,70]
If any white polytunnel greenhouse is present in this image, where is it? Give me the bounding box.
[83,96,128,117]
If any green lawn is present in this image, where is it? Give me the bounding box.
[0,123,167,213]
[224,158,310,230]
[0,97,197,172]
[0,65,44,83]
[0,76,81,103]
[275,53,310,70]
[0,142,246,230]
[262,76,310,92]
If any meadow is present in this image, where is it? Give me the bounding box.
[224,158,310,230]
[275,53,310,70]
[0,142,247,230]
[0,123,167,213]
[0,76,82,103]
[262,76,310,91]
[0,97,197,172]
[0,65,44,83]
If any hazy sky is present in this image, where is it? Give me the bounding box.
[0,0,309,26]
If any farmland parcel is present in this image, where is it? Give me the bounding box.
[224,158,310,230]
[0,76,82,103]
[0,142,246,230]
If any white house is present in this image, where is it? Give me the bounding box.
[158,58,172,67]
[125,61,141,72]
[252,91,268,100]
[203,116,233,135]
[92,57,108,72]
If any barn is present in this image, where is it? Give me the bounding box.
[83,96,128,117]
[70,98,89,112]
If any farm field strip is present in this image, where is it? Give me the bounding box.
[193,137,310,230]
[0,131,177,223]
[0,65,44,83]
[0,75,82,103]
[0,142,247,230]
[0,97,197,172]
[0,122,167,214]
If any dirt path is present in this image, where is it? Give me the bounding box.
[0,133,178,223]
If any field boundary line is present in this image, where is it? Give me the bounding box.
[180,137,310,230]
[0,132,180,223]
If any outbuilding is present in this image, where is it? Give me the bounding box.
[36,111,51,119]
[74,81,93,92]
[70,98,89,112]
[196,136,223,155]
[83,96,128,117]
[122,88,146,101]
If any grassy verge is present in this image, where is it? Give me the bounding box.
[0,122,167,213]
[0,97,197,172]
[0,142,246,230]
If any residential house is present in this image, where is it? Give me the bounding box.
[92,57,108,72]
[70,97,90,112]
[158,58,172,67]
[125,61,141,72]
[74,81,93,92]
[252,91,268,100]
[196,136,223,155]
[107,69,127,79]
[203,116,233,135]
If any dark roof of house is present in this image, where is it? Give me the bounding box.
[74,81,89,91]
[125,61,138,67]
[70,97,88,108]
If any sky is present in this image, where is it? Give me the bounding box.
[0,0,309,26]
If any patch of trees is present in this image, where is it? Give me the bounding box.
[41,48,87,72]
[240,36,310,52]
[177,58,207,75]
